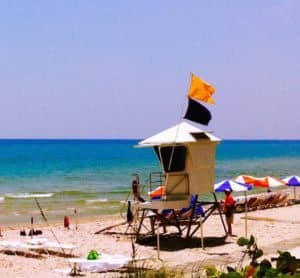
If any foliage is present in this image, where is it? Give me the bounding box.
[119,234,299,277]
[276,251,298,274]
[120,265,185,278]
[205,235,300,278]
[237,235,263,267]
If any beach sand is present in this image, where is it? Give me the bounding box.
[1,202,300,277]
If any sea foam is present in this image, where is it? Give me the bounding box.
[86,198,108,204]
[5,193,54,199]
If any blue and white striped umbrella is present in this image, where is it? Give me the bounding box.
[214,179,252,238]
[214,179,252,192]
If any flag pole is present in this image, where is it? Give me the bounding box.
[199,214,204,250]
[167,72,193,172]
[74,208,78,230]
[156,221,160,260]
[244,191,248,238]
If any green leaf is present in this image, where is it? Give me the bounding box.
[253,249,263,260]
[227,266,236,272]
[249,235,255,246]
[221,272,243,278]
[237,237,249,246]
[206,266,219,276]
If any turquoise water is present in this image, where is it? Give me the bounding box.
[0,139,300,225]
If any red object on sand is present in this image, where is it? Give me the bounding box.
[64,216,70,229]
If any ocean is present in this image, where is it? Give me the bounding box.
[0,139,300,225]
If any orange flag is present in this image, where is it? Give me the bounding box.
[188,73,216,104]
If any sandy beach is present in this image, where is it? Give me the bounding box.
[0,194,300,277]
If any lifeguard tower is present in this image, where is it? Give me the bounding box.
[134,121,226,238]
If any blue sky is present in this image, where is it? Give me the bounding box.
[0,1,299,139]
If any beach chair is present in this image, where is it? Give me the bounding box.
[68,253,132,275]
[0,237,78,257]
[260,192,280,209]
[175,202,206,238]
[259,192,276,209]
[164,195,228,239]
[234,196,246,213]
[276,192,292,207]
[0,240,35,251]
[246,196,259,211]
[255,194,271,209]
[137,195,206,238]
[163,195,204,218]
[268,192,283,208]
[0,240,45,257]
[162,195,204,220]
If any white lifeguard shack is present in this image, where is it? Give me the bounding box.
[136,121,221,210]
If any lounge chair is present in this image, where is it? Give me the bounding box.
[276,192,292,207]
[235,196,246,213]
[259,192,274,209]
[246,196,259,211]
[259,192,282,209]
[68,253,131,274]
[137,195,205,238]
[254,194,270,209]
[0,240,41,251]
[0,240,44,257]
[156,195,207,237]
[268,192,283,208]
[25,238,77,256]
[0,238,77,257]
[163,195,205,219]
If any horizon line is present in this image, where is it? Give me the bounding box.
[0,138,299,141]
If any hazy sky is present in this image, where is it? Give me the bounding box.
[1,1,299,139]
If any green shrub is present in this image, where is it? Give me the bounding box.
[206,235,299,278]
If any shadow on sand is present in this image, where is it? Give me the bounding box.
[136,234,229,251]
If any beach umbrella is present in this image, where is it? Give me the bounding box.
[214,180,252,192]
[282,175,300,199]
[235,175,285,188]
[235,175,260,186]
[255,176,286,188]
[263,176,286,187]
[214,180,252,237]
[282,175,300,186]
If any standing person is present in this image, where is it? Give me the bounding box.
[224,189,236,237]
[132,179,145,202]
